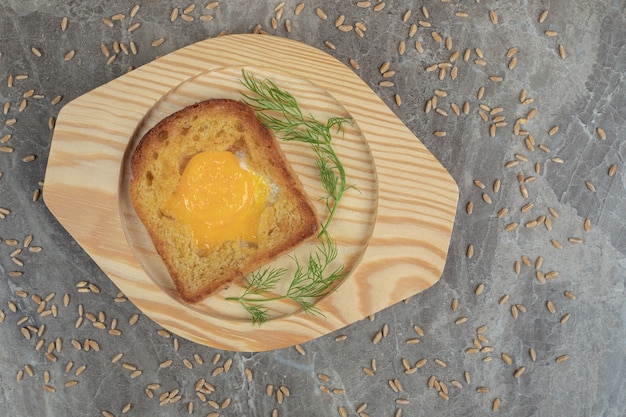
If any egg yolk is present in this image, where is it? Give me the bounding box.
[162,151,270,250]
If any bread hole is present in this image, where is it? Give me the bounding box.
[240,240,258,249]
[235,122,244,132]
[145,170,154,186]
[152,151,159,160]
[228,138,247,155]
[157,130,169,141]
[181,125,190,135]
[178,154,193,175]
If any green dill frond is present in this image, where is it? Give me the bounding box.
[228,70,352,324]
[244,304,271,326]
[243,267,286,295]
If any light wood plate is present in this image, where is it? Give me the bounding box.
[44,34,459,352]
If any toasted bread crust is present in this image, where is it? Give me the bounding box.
[130,99,319,303]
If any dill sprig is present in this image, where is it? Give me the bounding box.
[225,70,351,325]
[227,230,345,325]
[240,70,351,234]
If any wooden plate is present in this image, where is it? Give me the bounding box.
[44,34,459,352]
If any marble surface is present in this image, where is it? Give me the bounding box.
[1,1,625,416]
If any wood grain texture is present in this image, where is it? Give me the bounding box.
[44,34,458,352]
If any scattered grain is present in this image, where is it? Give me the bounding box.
[476,86,485,101]
[551,240,563,250]
[398,41,406,55]
[556,355,570,363]
[607,163,620,178]
[505,222,518,232]
[567,237,583,245]
[493,398,501,412]
[534,271,545,284]
[373,2,385,12]
[565,291,576,300]
[503,47,518,59]
[489,10,498,24]
[490,179,501,194]
[122,363,137,372]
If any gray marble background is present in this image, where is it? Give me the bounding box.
[0,1,625,416]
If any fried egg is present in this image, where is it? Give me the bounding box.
[162,150,274,250]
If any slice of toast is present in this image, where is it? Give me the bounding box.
[130,99,319,303]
